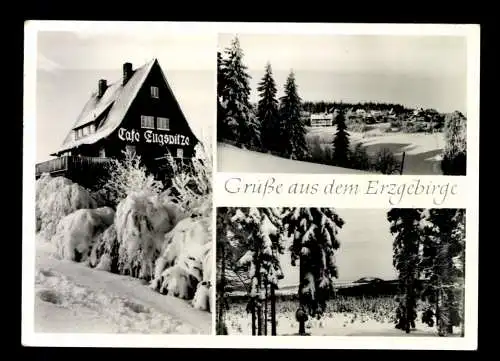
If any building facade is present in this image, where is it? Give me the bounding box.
[310,112,334,127]
[36,59,200,185]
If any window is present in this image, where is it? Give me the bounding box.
[73,131,78,141]
[141,115,155,129]
[99,147,106,158]
[78,128,83,138]
[151,86,159,99]
[83,126,89,136]
[157,117,170,130]
[176,148,184,158]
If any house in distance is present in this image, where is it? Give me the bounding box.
[36,59,200,186]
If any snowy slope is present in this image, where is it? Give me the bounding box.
[35,242,212,334]
[217,143,372,174]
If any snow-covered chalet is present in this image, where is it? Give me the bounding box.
[35,59,200,185]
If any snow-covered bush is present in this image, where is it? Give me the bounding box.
[96,149,164,207]
[150,216,211,301]
[148,140,213,309]
[192,244,214,312]
[114,191,182,280]
[89,224,119,272]
[36,174,98,241]
[164,142,212,219]
[52,207,115,262]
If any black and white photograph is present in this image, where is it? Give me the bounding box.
[30,25,213,334]
[216,207,466,337]
[217,34,467,175]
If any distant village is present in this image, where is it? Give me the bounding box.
[299,102,449,132]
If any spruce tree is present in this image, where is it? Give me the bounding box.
[279,71,308,160]
[281,208,345,335]
[420,209,466,336]
[257,62,280,152]
[216,207,231,335]
[217,51,228,142]
[441,111,467,175]
[228,207,284,335]
[220,36,260,147]
[332,109,350,167]
[387,208,424,334]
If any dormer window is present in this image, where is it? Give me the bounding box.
[151,86,159,99]
[141,115,155,129]
[157,117,170,130]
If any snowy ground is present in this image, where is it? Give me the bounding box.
[224,300,461,337]
[217,143,371,174]
[224,312,460,336]
[34,241,212,334]
[218,128,445,175]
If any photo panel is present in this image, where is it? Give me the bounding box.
[26,22,215,337]
[217,33,468,176]
[215,207,466,338]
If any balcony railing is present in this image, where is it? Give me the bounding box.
[35,156,112,178]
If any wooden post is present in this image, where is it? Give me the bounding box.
[400,152,406,175]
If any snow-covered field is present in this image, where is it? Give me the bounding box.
[218,127,445,174]
[217,143,371,174]
[224,298,460,337]
[34,240,212,334]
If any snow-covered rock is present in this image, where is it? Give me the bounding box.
[114,191,184,280]
[52,207,115,262]
[36,174,98,241]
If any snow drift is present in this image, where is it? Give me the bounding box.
[114,191,186,280]
[36,174,98,240]
[52,207,115,262]
[150,216,212,311]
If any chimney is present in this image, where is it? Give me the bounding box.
[123,62,133,85]
[98,79,107,97]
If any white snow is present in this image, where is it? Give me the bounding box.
[307,126,445,156]
[34,241,211,334]
[224,307,461,337]
[36,174,98,241]
[52,207,115,262]
[218,143,372,174]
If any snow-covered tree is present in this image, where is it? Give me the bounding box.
[281,208,344,335]
[387,208,424,333]
[257,62,280,152]
[279,71,308,160]
[420,209,466,336]
[216,207,284,335]
[332,109,350,167]
[219,36,260,147]
[441,111,467,175]
[217,51,228,142]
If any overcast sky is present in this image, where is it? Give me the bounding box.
[279,208,398,285]
[35,30,215,162]
[219,33,467,114]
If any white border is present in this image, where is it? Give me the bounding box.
[23,21,479,350]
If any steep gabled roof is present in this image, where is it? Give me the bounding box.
[52,58,198,156]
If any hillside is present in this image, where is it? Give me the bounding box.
[217,143,372,174]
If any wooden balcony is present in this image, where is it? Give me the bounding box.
[35,156,112,180]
